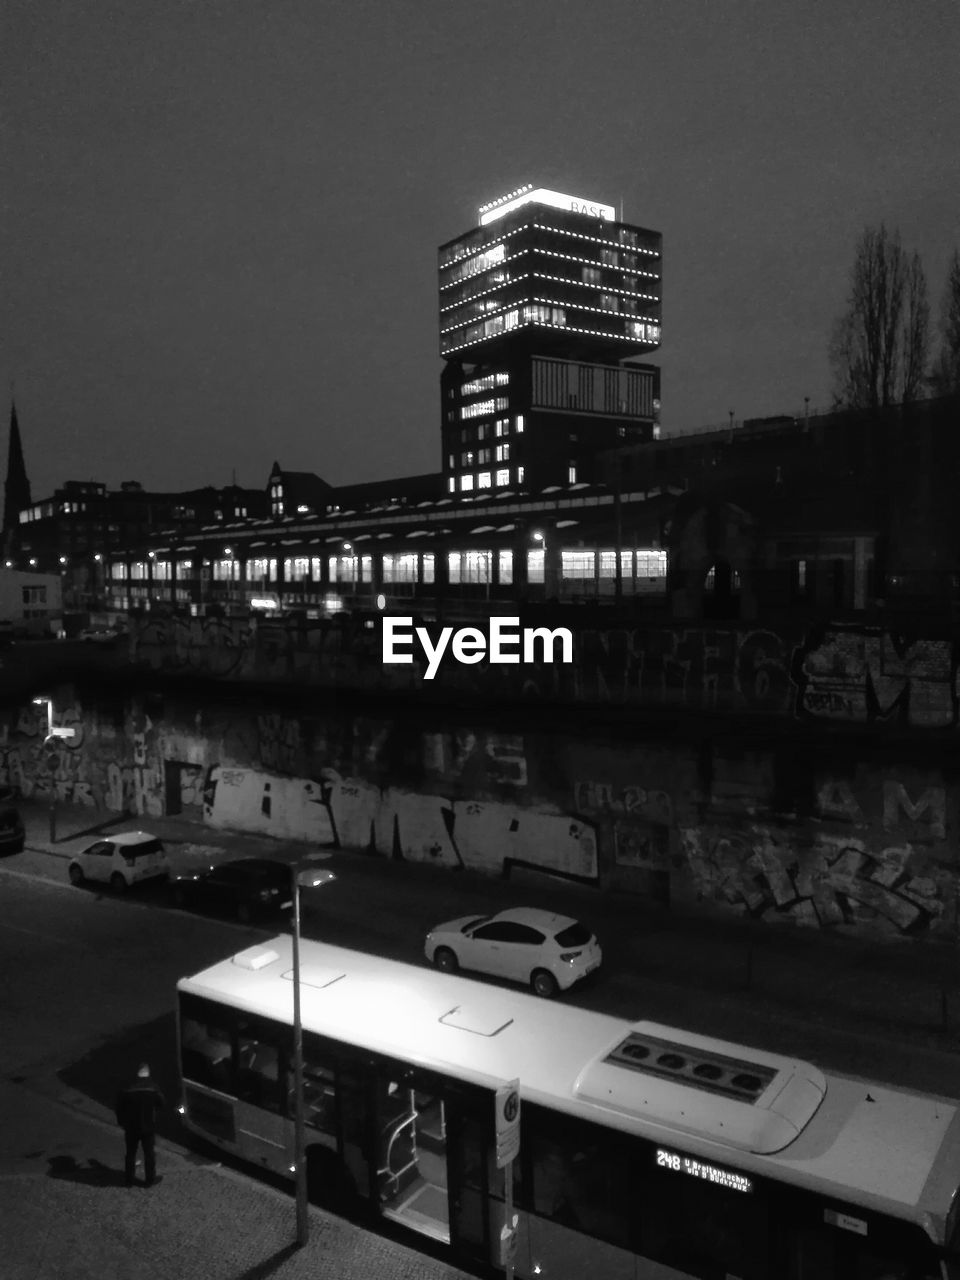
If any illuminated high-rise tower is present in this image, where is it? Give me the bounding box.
[438,185,662,495]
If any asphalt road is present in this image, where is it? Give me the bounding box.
[6,838,960,1110]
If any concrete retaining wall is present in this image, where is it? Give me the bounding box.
[1,685,955,941]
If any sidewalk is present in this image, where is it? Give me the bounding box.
[0,1078,474,1280]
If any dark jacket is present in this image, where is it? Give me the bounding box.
[115,1079,165,1135]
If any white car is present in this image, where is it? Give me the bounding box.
[77,627,120,643]
[68,831,170,892]
[425,906,602,998]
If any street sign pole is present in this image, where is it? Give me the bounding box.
[504,1156,515,1280]
[42,736,58,843]
[495,1079,521,1276]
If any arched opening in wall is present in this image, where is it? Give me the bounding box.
[164,761,205,817]
[703,560,741,620]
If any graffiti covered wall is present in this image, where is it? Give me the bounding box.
[3,683,960,940]
[128,616,960,732]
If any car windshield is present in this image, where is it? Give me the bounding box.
[462,915,491,933]
[554,922,592,947]
[128,839,164,858]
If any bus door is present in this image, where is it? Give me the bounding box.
[374,1064,453,1246]
[231,1015,288,1169]
[445,1091,496,1266]
[304,1056,371,1215]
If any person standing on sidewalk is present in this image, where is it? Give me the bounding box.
[115,1062,165,1187]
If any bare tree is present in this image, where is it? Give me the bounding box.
[930,248,960,397]
[829,223,930,409]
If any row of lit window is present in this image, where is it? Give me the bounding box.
[441,241,506,283]
[440,254,659,319]
[438,217,652,284]
[111,560,194,581]
[441,274,656,326]
[531,222,659,256]
[19,504,55,523]
[449,465,525,493]
[460,371,510,396]
[460,396,509,419]
[532,244,659,278]
[540,267,659,301]
[442,292,658,338]
[453,441,515,469]
[441,311,661,355]
[453,415,524,441]
[439,220,657,273]
[108,546,666,589]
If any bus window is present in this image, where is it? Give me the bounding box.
[527,1118,633,1249]
[782,1221,936,1280]
[852,1252,932,1279]
[644,1164,768,1278]
[236,1024,282,1114]
[181,998,234,1094]
[298,1061,336,1135]
[783,1225,835,1279]
[337,1063,371,1201]
[447,1111,487,1252]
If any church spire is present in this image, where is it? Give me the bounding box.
[4,399,32,533]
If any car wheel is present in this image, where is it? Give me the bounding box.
[433,946,458,973]
[68,863,84,887]
[237,901,252,924]
[110,872,127,894]
[531,969,558,999]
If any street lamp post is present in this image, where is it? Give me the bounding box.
[32,697,57,842]
[291,854,336,1247]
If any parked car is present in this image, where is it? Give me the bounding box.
[170,858,294,923]
[68,831,170,891]
[424,906,602,998]
[0,790,25,854]
[76,627,119,643]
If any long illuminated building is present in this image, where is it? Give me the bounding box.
[438,185,663,495]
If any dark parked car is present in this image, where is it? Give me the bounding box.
[0,790,25,854]
[171,858,293,923]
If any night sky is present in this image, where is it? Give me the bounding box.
[2,0,957,499]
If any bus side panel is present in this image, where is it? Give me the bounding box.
[525,1216,635,1280]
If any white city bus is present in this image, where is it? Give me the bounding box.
[177,936,960,1279]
